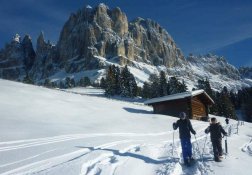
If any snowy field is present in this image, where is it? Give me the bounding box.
[0,79,252,175]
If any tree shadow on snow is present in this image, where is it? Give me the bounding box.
[75,146,175,164]
[123,107,153,114]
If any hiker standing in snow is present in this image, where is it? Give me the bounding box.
[225,117,229,125]
[173,112,196,165]
[205,117,227,162]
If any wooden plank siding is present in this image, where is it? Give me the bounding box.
[145,90,213,121]
[191,96,207,120]
[152,98,190,117]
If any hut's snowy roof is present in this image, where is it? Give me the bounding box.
[144,89,214,105]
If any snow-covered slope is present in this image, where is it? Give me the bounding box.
[45,54,252,91]
[0,79,252,175]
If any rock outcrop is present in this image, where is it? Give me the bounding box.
[187,54,241,80]
[31,32,59,80]
[239,67,252,79]
[0,34,35,80]
[57,3,184,70]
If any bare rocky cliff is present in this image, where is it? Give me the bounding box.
[56,4,184,71]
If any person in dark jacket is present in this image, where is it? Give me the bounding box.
[205,117,227,162]
[173,112,196,165]
[225,117,229,125]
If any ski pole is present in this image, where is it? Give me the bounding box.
[202,134,208,161]
[225,135,228,155]
[172,130,175,157]
[194,135,203,162]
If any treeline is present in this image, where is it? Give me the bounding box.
[195,79,237,120]
[101,65,138,97]
[195,79,252,122]
[22,65,252,122]
[102,66,188,98]
[23,74,94,89]
[232,87,252,122]
[141,71,187,98]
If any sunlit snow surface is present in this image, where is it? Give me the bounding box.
[0,79,252,175]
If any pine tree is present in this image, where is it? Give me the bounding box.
[70,78,76,87]
[59,81,66,89]
[129,73,138,97]
[196,79,218,114]
[218,87,237,119]
[65,77,75,88]
[149,73,159,98]
[105,65,117,96]
[23,74,34,84]
[168,77,187,94]
[100,77,106,89]
[79,77,91,87]
[120,65,136,97]
[44,79,52,88]
[239,87,252,122]
[114,66,121,94]
[159,71,168,96]
[142,82,151,98]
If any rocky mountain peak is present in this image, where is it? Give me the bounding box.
[1,3,249,91]
[37,32,46,50]
[12,34,21,43]
[57,3,184,69]
[187,54,241,80]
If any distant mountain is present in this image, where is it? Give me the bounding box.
[212,37,252,67]
[239,67,252,79]
[0,3,251,91]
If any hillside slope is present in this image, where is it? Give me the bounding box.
[0,79,252,175]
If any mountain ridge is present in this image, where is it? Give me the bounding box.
[0,3,251,91]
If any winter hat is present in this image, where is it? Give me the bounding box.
[211,117,217,123]
[179,112,187,118]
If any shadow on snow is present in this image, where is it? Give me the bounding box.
[75,146,176,164]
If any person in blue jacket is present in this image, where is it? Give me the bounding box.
[173,112,196,165]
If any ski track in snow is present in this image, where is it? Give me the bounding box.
[241,138,252,156]
[0,132,172,152]
[0,122,217,175]
[0,129,215,175]
[0,121,220,175]
[0,132,169,174]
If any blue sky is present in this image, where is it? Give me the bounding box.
[0,0,252,66]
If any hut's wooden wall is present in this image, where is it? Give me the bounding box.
[152,99,190,117]
[191,96,207,120]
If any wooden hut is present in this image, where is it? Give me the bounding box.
[144,90,214,121]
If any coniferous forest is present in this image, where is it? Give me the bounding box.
[23,64,252,123]
[103,66,251,122]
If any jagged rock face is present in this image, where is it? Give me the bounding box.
[187,54,241,80]
[57,3,184,70]
[30,32,59,80]
[129,18,184,67]
[22,35,36,70]
[0,34,35,80]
